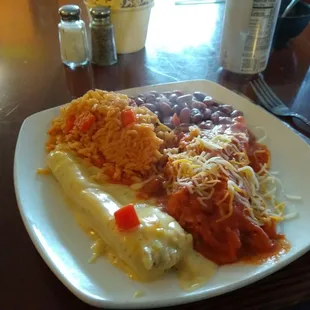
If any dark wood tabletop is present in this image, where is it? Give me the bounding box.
[1,0,310,309]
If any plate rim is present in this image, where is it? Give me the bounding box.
[14,79,310,309]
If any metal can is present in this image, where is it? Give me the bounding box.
[220,0,281,75]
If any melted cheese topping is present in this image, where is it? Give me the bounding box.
[46,148,217,289]
[165,126,289,225]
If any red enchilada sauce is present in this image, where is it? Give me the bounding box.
[166,188,288,265]
[139,119,290,265]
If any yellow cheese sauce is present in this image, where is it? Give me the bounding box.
[75,212,140,281]
[85,225,216,291]
[46,149,217,292]
[72,198,217,292]
[176,250,217,291]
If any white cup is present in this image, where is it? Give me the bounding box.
[111,2,154,54]
[85,1,154,54]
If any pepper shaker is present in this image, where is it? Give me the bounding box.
[58,5,89,67]
[90,7,117,66]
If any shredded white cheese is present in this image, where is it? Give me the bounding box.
[165,127,299,224]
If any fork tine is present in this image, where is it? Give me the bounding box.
[256,78,279,108]
[255,79,276,108]
[250,80,274,111]
[257,74,285,108]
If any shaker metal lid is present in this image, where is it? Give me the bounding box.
[90,7,111,19]
[58,5,81,21]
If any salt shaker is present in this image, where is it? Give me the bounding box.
[90,7,117,66]
[220,0,281,75]
[58,5,89,67]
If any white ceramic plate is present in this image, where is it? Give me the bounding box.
[14,80,310,309]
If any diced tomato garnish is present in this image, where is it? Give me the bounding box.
[230,116,247,134]
[171,113,180,127]
[105,166,115,178]
[64,115,76,134]
[92,156,105,167]
[121,109,136,127]
[114,204,140,231]
[75,111,96,132]
[233,116,245,124]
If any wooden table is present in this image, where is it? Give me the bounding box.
[1,0,310,309]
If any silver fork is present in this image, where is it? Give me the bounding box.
[250,74,310,128]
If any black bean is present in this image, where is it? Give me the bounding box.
[231,110,244,118]
[218,106,231,116]
[203,96,219,107]
[179,107,191,124]
[172,104,182,115]
[214,110,226,117]
[219,116,233,124]
[160,96,175,108]
[177,101,188,109]
[163,116,173,128]
[158,101,173,116]
[210,106,220,113]
[149,90,160,98]
[199,120,214,130]
[191,108,203,124]
[145,93,156,103]
[141,103,156,113]
[222,104,233,112]
[154,101,161,110]
[176,94,193,105]
[162,95,171,102]
[155,95,168,103]
[211,111,224,124]
[193,92,207,102]
[192,100,206,111]
[191,107,201,115]
[218,104,233,115]
[162,91,172,98]
[172,90,184,97]
[169,102,177,108]
[135,97,145,106]
[159,96,170,103]
[154,98,169,109]
[203,108,212,120]
[169,93,178,104]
